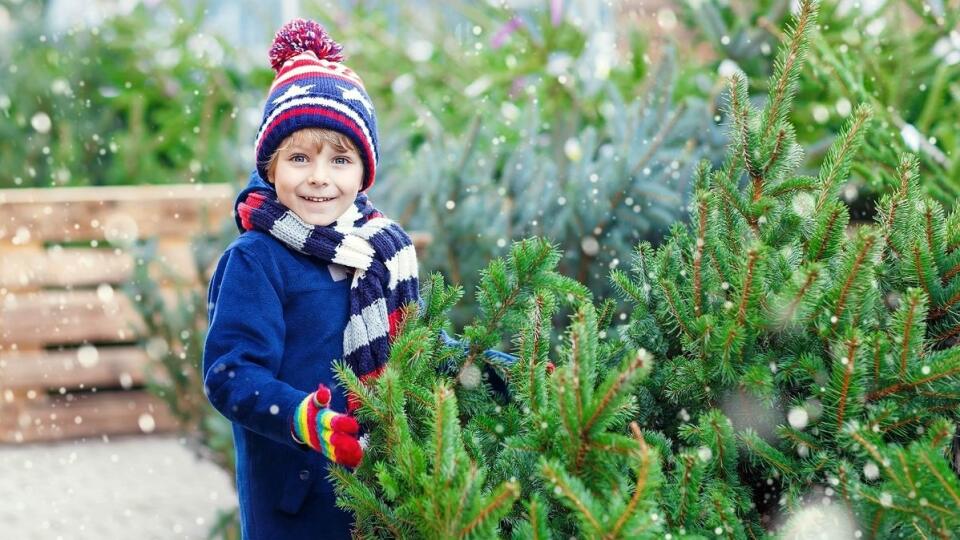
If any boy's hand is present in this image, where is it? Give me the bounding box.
[291,384,364,468]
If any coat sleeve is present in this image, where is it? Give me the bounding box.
[203,246,310,452]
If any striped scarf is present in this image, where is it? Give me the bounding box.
[237,191,419,413]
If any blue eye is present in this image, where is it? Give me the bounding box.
[333,156,352,165]
[290,154,308,163]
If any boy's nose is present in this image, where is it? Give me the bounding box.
[308,164,330,185]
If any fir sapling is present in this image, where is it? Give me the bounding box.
[611,0,960,537]
[328,239,700,538]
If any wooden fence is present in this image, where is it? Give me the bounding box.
[0,183,430,444]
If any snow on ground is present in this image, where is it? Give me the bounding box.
[0,435,237,539]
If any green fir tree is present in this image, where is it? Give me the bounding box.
[684,0,960,208]
[321,1,959,538]
[328,238,686,538]
[611,0,960,537]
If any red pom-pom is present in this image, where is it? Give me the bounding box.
[313,383,332,407]
[269,18,344,72]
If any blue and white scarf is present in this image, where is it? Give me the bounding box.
[237,190,419,412]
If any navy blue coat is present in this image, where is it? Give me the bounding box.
[203,229,356,539]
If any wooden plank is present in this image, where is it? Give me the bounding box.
[1,247,132,290]
[0,184,431,249]
[0,245,45,291]
[0,290,146,348]
[0,184,233,244]
[0,346,162,393]
[0,183,432,447]
[2,234,429,290]
[0,183,234,205]
[0,390,178,443]
[0,243,199,291]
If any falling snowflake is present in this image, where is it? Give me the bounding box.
[76,344,99,368]
[900,124,921,152]
[835,98,852,117]
[812,104,830,124]
[788,407,809,430]
[656,8,677,30]
[781,501,857,538]
[103,213,139,246]
[406,40,434,62]
[30,112,52,134]
[563,138,582,162]
[138,413,156,433]
[96,284,114,303]
[580,236,599,256]
[459,363,481,389]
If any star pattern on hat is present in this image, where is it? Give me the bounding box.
[338,86,374,115]
[273,83,315,105]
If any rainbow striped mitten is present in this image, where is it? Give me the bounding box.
[291,384,364,468]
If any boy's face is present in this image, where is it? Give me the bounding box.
[270,138,363,226]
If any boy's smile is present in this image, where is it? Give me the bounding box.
[270,139,363,226]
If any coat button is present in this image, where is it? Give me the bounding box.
[299,469,310,481]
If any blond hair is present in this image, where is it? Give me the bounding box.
[264,128,359,182]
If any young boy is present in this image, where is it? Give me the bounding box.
[202,19,418,539]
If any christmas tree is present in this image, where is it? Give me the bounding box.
[329,239,685,538]
[325,1,959,537]
[611,0,960,536]
[683,0,960,208]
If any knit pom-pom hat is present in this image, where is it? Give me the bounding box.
[254,19,379,191]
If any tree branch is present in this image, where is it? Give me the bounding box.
[610,423,652,537]
[900,294,921,378]
[832,233,877,332]
[836,335,861,431]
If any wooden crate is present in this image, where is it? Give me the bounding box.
[0,184,234,444]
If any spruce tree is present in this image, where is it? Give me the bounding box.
[328,239,685,538]
[323,1,959,537]
[685,0,960,208]
[610,0,960,536]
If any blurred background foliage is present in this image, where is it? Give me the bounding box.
[4,0,959,204]
[682,0,960,210]
[342,0,728,320]
[0,0,260,188]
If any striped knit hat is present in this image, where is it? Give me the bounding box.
[254,19,379,191]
